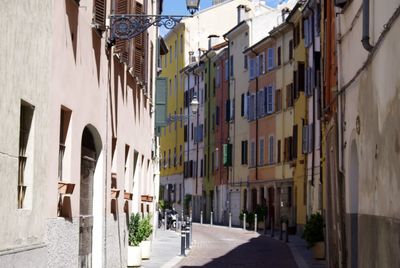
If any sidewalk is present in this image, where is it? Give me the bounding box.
[141,227,186,268]
[260,229,326,268]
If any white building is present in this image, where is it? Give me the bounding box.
[0,0,160,267]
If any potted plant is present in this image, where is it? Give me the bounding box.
[139,215,153,259]
[254,205,267,229]
[302,212,325,259]
[127,213,143,267]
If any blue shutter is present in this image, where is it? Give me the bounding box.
[249,58,255,80]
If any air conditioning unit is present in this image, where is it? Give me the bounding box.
[334,0,348,8]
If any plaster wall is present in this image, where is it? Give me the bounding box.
[339,0,400,266]
[0,1,53,265]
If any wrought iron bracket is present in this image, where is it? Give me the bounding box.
[109,14,192,42]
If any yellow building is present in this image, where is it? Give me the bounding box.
[159,24,186,212]
[287,3,307,231]
[269,19,295,227]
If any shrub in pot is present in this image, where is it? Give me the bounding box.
[139,215,153,259]
[127,213,143,267]
[302,212,325,259]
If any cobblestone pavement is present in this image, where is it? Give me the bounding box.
[174,224,298,268]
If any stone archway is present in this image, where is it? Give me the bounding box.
[79,125,102,268]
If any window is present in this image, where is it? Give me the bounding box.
[174,111,177,130]
[267,48,274,71]
[215,149,219,170]
[184,125,188,142]
[286,84,294,108]
[269,136,274,164]
[18,101,35,209]
[241,93,245,117]
[224,59,229,81]
[216,106,220,125]
[216,66,221,87]
[174,75,177,96]
[169,45,172,63]
[275,89,282,112]
[250,141,255,167]
[293,125,298,159]
[173,147,177,166]
[258,90,264,117]
[211,152,215,173]
[277,140,281,163]
[180,34,183,54]
[169,79,172,96]
[168,149,171,167]
[230,55,234,77]
[289,40,293,60]
[174,40,177,58]
[265,86,274,114]
[277,47,281,66]
[244,55,248,70]
[59,107,71,180]
[191,123,194,140]
[284,137,293,161]
[200,159,204,177]
[241,140,248,165]
[259,138,264,165]
[258,53,265,75]
[249,57,256,80]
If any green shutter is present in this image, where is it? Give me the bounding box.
[155,77,168,129]
[223,143,232,167]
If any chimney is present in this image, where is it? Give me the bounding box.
[237,5,246,24]
[281,7,290,22]
[208,35,219,50]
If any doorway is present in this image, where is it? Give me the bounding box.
[79,127,98,268]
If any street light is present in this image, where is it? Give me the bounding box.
[109,0,201,42]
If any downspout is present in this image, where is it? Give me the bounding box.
[224,37,231,214]
[249,47,259,185]
[361,0,374,52]
[205,51,212,217]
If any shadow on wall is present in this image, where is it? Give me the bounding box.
[181,235,298,268]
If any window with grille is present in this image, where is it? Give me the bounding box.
[18,102,35,209]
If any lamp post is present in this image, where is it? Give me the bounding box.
[109,0,200,42]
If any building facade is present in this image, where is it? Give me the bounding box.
[0,0,160,267]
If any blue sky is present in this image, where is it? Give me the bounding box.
[160,0,285,35]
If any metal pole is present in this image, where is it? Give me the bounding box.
[200,210,203,224]
[264,214,267,235]
[180,225,186,256]
[190,216,193,245]
[285,219,289,243]
[271,217,274,237]
[254,214,258,232]
[229,212,232,228]
[243,213,246,230]
[210,211,213,226]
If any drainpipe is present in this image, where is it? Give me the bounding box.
[361,0,374,52]
[249,47,259,185]
[205,50,212,218]
[224,36,231,214]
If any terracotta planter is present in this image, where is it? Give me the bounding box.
[140,240,152,259]
[312,241,325,260]
[127,245,142,267]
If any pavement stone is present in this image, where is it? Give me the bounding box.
[141,227,184,268]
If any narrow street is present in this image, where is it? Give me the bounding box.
[175,224,298,268]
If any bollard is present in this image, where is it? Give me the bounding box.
[279,221,283,240]
[185,225,190,249]
[271,218,274,238]
[200,211,203,225]
[264,215,267,235]
[210,212,213,226]
[180,225,186,256]
[164,211,167,230]
[190,216,193,245]
[254,214,258,232]
[243,213,246,230]
[285,220,289,243]
[229,212,232,228]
